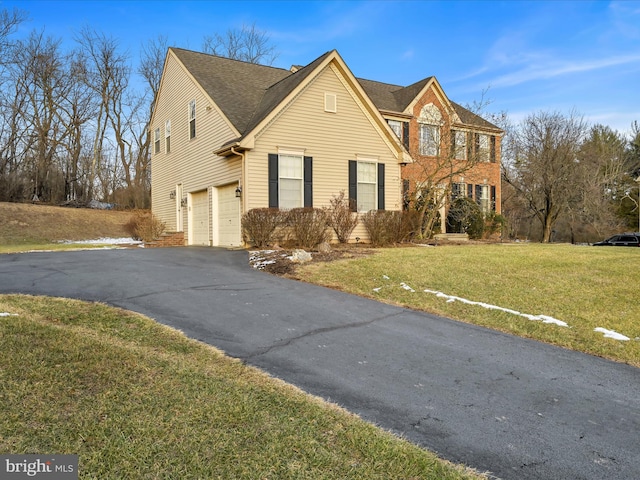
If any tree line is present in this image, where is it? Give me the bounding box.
[502,113,640,242]
[0,9,273,208]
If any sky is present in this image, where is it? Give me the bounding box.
[5,0,640,135]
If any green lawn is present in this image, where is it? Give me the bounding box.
[0,295,484,479]
[298,243,640,367]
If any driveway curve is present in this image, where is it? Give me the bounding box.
[1,247,638,480]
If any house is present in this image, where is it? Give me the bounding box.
[358,76,503,233]
[150,48,408,246]
[150,47,502,247]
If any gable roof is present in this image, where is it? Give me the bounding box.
[170,47,292,134]
[357,76,502,132]
[169,47,501,143]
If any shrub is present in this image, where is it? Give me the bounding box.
[241,208,286,248]
[325,191,358,243]
[446,197,484,239]
[286,208,330,249]
[484,212,507,239]
[361,210,406,246]
[125,210,165,242]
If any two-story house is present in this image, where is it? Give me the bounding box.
[150,48,501,246]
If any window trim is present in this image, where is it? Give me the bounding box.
[268,153,312,209]
[349,160,385,212]
[419,123,440,156]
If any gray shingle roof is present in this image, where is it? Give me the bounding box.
[171,47,501,139]
[357,76,501,131]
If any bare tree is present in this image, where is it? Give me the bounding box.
[202,22,277,65]
[504,110,587,242]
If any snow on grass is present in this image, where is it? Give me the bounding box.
[594,327,630,341]
[249,250,289,270]
[60,237,142,245]
[0,312,18,317]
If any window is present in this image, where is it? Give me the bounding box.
[165,120,171,153]
[279,154,304,209]
[419,123,439,156]
[349,160,385,212]
[357,162,376,212]
[387,120,410,150]
[451,130,467,160]
[268,153,312,208]
[324,93,337,113]
[189,100,196,139]
[473,133,491,162]
[451,182,466,199]
[476,184,490,213]
[154,128,160,154]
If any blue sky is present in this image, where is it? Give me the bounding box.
[6,0,640,134]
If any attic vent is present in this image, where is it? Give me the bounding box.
[324,93,337,113]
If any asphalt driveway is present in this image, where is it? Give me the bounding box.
[1,247,638,480]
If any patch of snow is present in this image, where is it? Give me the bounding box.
[61,237,142,245]
[422,288,569,328]
[0,312,18,317]
[373,287,381,292]
[594,327,630,341]
[400,282,415,293]
[382,275,390,280]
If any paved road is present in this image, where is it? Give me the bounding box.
[1,247,638,480]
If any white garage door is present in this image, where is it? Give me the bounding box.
[218,184,240,247]
[191,190,210,246]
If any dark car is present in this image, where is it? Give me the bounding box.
[593,233,640,247]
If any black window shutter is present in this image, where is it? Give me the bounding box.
[304,156,313,208]
[450,129,456,157]
[467,183,473,198]
[402,122,410,151]
[474,133,480,158]
[475,184,482,206]
[268,153,278,208]
[490,136,496,163]
[467,132,473,160]
[348,160,357,212]
[491,185,497,211]
[377,163,385,210]
[402,179,410,211]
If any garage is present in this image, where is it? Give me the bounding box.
[190,190,210,246]
[218,184,241,247]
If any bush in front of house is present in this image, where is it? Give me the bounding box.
[285,208,330,249]
[361,210,407,247]
[126,210,166,242]
[241,208,287,248]
[325,191,358,243]
[446,197,485,239]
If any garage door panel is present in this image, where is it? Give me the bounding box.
[218,185,240,247]
[191,191,209,246]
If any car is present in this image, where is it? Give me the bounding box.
[593,233,640,247]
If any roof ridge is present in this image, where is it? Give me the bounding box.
[169,46,290,73]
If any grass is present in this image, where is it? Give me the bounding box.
[297,243,640,367]
[0,295,483,480]
[0,202,132,246]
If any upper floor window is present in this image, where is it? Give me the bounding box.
[476,134,490,162]
[451,130,467,160]
[154,128,160,154]
[165,120,171,153]
[387,119,409,151]
[189,100,196,139]
[418,103,442,157]
[419,124,440,156]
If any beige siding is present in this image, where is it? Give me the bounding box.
[245,63,402,241]
[151,52,241,242]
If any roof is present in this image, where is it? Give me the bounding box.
[357,77,501,132]
[170,47,501,140]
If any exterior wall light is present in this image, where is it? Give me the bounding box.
[235,186,242,198]
[169,190,176,199]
